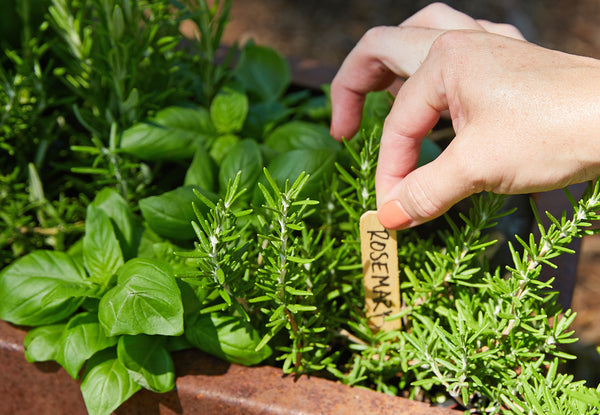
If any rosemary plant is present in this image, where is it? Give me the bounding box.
[184,121,600,412]
[326,133,600,412]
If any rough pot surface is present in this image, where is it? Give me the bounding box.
[0,319,458,415]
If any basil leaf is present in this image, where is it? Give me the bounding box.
[219,139,263,195]
[92,188,140,260]
[23,323,66,363]
[184,146,216,191]
[243,100,290,138]
[185,313,272,366]
[177,278,205,320]
[166,335,192,353]
[235,43,290,102]
[359,90,393,136]
[81,348,141,415]
[139,185,216,240]
[98,258,184,336]
[83,205,124,285]
[418,138,442,167]
[209,133,239,164]
[264,121,340,153]
[121,106,216,160]
[117,335,175,393]
[295,94,330,121]
[66,237,85,267]
[136,224,163,260]
[0,251,92,325]
[58,312,118,379]
[210,87,248,134]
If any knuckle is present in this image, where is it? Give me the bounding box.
[361,25,394,45]
[498,23,525,39]
[428,30,482,73]
[421,2,454,17]
[430,29,469,53]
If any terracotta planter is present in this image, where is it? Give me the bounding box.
[0,319,459,415]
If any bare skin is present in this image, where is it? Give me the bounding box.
[330,3,600,229]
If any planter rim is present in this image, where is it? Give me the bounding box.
[0,319,460,414]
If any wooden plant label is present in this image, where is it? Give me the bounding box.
[359,210,401,331]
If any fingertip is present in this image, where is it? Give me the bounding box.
[329,125,348,143]
[329,121,350,142]
[378,200,412,230]
[329,86,364,141]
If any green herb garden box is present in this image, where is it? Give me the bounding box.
[2,1,597,414]
[0,48,584,413]
[0,190,584,415]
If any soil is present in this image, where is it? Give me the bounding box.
[222,0,600,385]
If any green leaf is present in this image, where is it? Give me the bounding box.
[185,313,272,366]
[244,101,290,138]
[417,138,442,167]
[235,43,290,102]
[210,87,249,134]
[286,256,313,265]
[28,163,44,202]
[286,304,317,313]
[219,139,263,196]
[184,146,216,191]
[166,335,193,353]
[83,205,124,285]
[121,106,216,160]
[135,224,164,260]
[284,286,313,295]
[209,133,240,164]
[264,121,340,153]
[565,387,600,408]
[177,278,207,319]
[58,312,118,379]
[139,186,217,240]
[92,188,140,260]
[81,348,141,415]
[98,258,184,336]
[358,90,393,136]
[117,335,175,393]
[23,324,66,363]
[0,251,92,325]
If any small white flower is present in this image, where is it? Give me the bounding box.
[361,187,369,201]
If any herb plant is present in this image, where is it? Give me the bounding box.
[1,1,600,415]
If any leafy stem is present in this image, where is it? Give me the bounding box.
[178,172,252,314]
[503,181,600,338]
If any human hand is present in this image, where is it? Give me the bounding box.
[330,3,525,135]
[330,4,600,229]
[376,3,526,99]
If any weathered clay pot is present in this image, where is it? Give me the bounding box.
[0,319,459,415]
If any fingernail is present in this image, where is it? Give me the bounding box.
[378,200,411,229]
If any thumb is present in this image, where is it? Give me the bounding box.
[374,43,477,229]
[377,148,475,229]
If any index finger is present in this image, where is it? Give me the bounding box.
[329,26,444,141]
